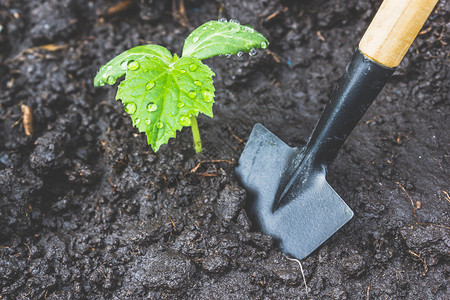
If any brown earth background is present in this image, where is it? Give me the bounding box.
[0,0,448,299]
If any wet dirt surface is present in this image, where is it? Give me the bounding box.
[0,0,448,299]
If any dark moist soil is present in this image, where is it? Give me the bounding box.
[0,0,448,299]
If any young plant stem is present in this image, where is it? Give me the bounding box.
[190,115,202,153]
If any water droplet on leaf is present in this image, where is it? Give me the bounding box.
[127,60,140,71]
[237,51,243,57]
[244,26,254,33]
[218,17,227,22]
[156,121,164,128]
[134,118,140,125]
[194,80,202,86]
[229,19,240,24]
[202,90,214,102]
[225,54,231,58]
[125,102,137,114]
[107,75,116,85]
[120,61,127,70]
[188,91,196,98]
[180,69,186,74]
[147,103,158,112]
[177,102,185,108]
[146,81,155,90]
[145,119,151,125]
[193,36,199,43]
[179,116,191,126]
[249,48,258,56]
[260,41,268,49]
[189,64,197,71]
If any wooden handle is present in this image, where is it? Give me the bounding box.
[359,0,438,68]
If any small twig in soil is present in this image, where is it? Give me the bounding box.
[436,24,447,46]
[190,159,234,174]
[316,31,325,41]
[264,10,280,22]
[168,215,176,229]
[21,104,33,136]
[99,268,107,279]
[227,124,245,144]
[195,169,219,177]
[262,6,288,22]
[431,156,445,172]
[267,50,281,63]
[217,5,224,20]
[419,26,432,35]
[366,285,370,300]
[25,243,31,260]
[396,182,417,221]
[284,255,308,297]
[11,115,22,128]
[212,238,224,248]
[176,163,189,175]
[364,115,381,125]
[442,190,450,203]
[12,44,68,62]
[172,0,188,27]
[395,184,450,230]
[105,0,133,16]
[36,44,69,52]
[408,250,428,275]
[24,283,32,297]
[107,176,117,192]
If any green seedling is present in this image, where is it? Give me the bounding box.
[94,19,268,152]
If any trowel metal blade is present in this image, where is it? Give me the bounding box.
[235,124,354,260]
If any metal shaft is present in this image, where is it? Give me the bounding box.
[276,49,395,209]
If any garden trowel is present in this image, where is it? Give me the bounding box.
[235,0,438,260]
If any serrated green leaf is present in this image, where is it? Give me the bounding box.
[94,45,174,87]
[182,20,269,60]
[116,55,215,151]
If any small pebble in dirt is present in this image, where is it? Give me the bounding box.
[202,254,230,273]
[340,254,366,277]
[30,131,69,174]
[215,185,246,222]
